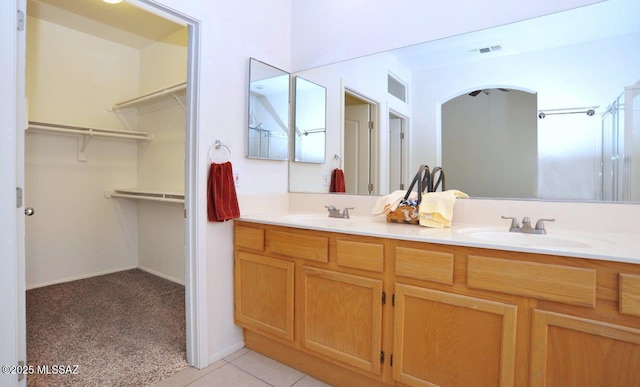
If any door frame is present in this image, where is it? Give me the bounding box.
[388,109,409,192]
[126,0,206,369]
[1,0,26,385]
[342,86,380,195]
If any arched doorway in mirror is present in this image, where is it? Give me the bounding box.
[440,88,538,198]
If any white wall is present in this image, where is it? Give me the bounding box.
[135,0,293,364]
[136,28,188,284]
[291,0,601,70]
[25,16,140,288]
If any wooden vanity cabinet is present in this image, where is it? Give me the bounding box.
[234,221,640,387]
[234,222,391,386]
[393,242,640,387]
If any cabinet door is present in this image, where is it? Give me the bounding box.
[531,309,640,386]
[302,266,383,375]
[394,284,517,387]
[234,252,294,341]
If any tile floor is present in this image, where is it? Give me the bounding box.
[153,348,332,387]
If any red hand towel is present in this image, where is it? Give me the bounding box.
[207,162,240,222]
[330,168,346,193]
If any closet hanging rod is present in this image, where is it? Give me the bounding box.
[112,82,187,110]
[302,128,326,136]
[106,189,185,204]
[27,121,151,141]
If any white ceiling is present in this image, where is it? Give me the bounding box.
[27,0,185,49]
[390,0,640,72]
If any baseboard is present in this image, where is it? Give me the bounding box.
[208,341,246,366]
[26,265,138,290]
[137,266,184,286]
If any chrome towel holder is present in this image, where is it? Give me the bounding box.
[209,140,232,163]
[334,154,342,168]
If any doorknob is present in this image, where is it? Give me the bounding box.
[24,207,35,216]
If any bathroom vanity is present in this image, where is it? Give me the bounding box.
[233,214,640,386]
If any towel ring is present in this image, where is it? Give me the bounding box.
[334,154,342,168]
[209,140,232,163]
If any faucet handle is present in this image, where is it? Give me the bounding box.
[501,216,520,232]
[342,207,354,218]
[325,205,338,212]
[534,218,555,234]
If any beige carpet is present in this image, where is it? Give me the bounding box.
[26,269,188,386]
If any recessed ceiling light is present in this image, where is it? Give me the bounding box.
[103,0,122,4]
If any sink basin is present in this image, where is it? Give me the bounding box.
[455,227,610,249]
[468,231,592,249]
[282,214,358,228]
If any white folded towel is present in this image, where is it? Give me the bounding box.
[419,190,469,228]
[372,190,418,215]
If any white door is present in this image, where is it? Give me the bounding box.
[345,104,372,194]
[1,0,27,386]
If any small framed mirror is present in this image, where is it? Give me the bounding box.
[247,58,290,160]
[293,76,326,163]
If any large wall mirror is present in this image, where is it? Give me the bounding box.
[293,76,326,163]
[247,58,290,160]
[289,0,640,202]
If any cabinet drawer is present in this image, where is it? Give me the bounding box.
[235,225,265,251]
[395,247,454,284]
[336,240,384,273]
[269,230,329,263]
[620,273,640,317]
[467,255,596,307]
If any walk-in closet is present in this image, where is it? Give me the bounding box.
[24,0,189,384]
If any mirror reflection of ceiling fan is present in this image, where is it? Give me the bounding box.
[468,88,511,97]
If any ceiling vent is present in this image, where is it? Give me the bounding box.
[472,45,502,54]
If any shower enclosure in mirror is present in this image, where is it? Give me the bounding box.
[293,76,326,163]
[247,58,290,160]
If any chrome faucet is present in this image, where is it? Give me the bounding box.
[325,205,353,219]
[533,218,555,234]
[502,216,555,234]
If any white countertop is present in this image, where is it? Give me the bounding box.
[238,212,640,265]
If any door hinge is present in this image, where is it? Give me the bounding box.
[17,10,25,31]
[18,360,25,381]
[184,208,187,219]
[399,183,404,190]
[380,351,385,364]
[368,183,374,193]
[16,187,23,208]
[381,291,386,305]
[369,121,374,130]
[392,293,395,306]
[390,354,394,366]
[400,132,405,140]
